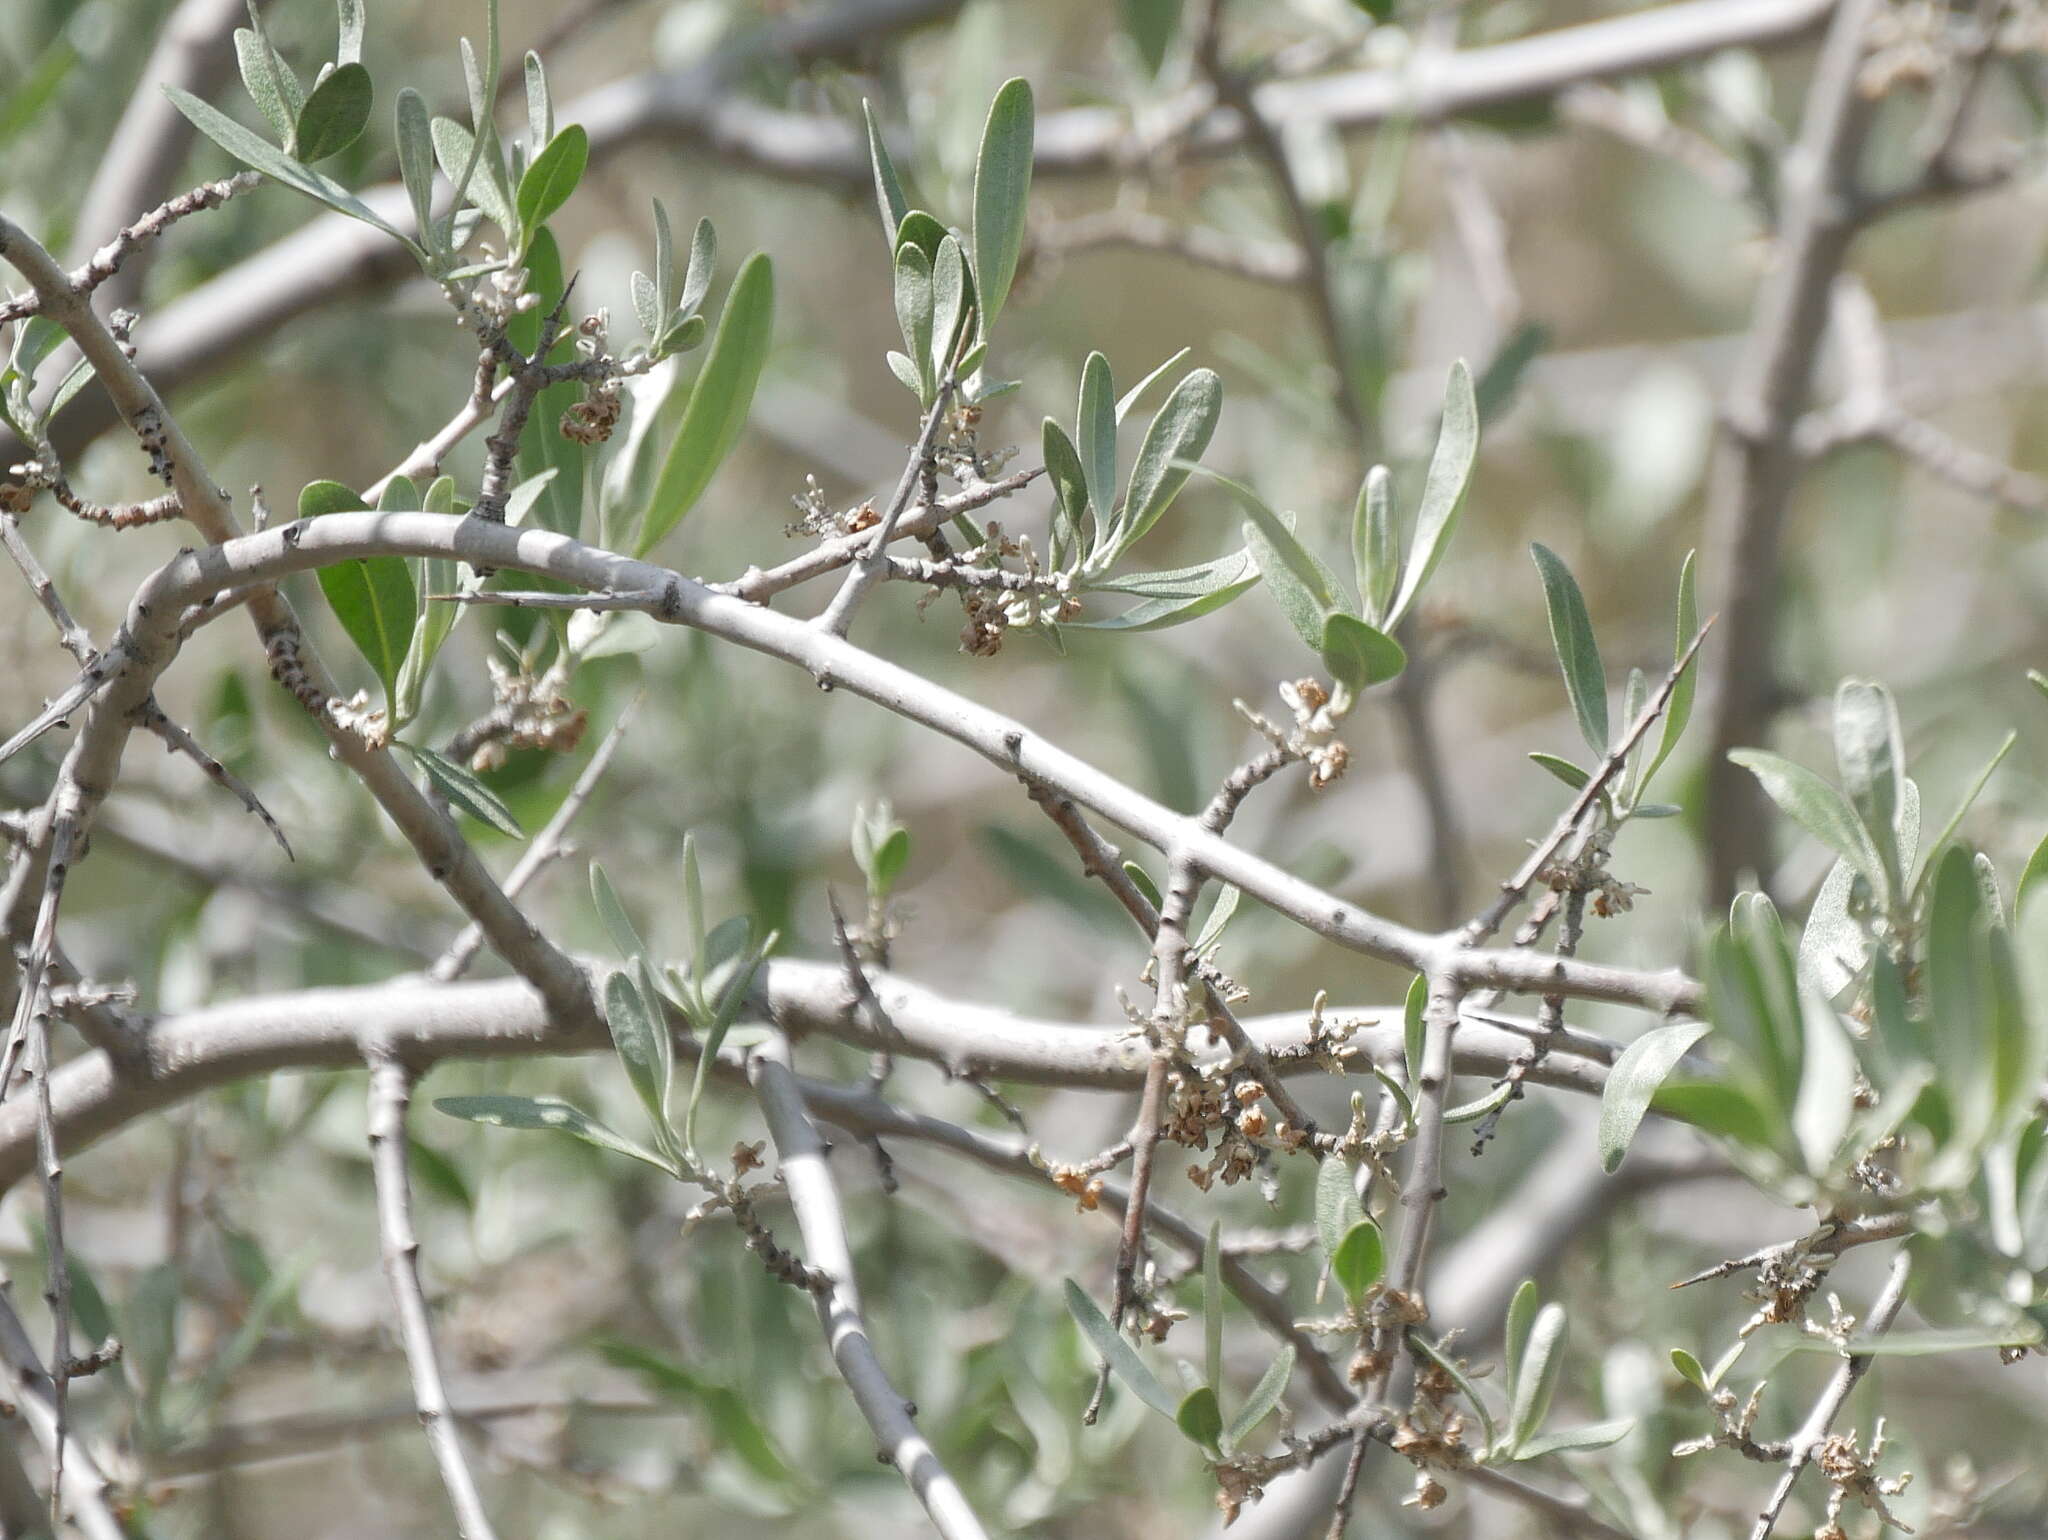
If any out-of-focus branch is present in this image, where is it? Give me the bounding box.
[19,0,1836,466]
[1700,0,1882,904]
[64,0,245,318]
[0,1285,127,1540]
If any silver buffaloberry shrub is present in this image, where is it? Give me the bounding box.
[2,1,2048,1536]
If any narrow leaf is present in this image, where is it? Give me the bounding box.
[515,122,588,236]
[604,969,674,1142]
[1530,542,1608,754]
[165,85,405,243]
[404,743,524,837]
[1352,465,1398,625]
[863,101,910,256]
[1118,368,1221,554]
[1729,749,1887,900]
[1063,1280,1179,1419]
[638,253,775,554]
[1221,1346,1294,1454]
[1078,352,1117,535]
[434,1094,676,1174]
[971,78,1034,330]
[1599,1021,1710,1172]
[1389,358,1477,626]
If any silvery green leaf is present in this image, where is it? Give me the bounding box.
[679,216,716,319]
[336,0,365,65]
[234,22,300,147]
[523,49,550,155]
[1389,358,1477,627]
[1504,1279,1539,1394]
[1199,471,1334,652]
[1176,1386,1223,1452]
[1598,1021,1710,1173]
[930,235,968,384]
[631,271,661,342]
[1798,859,1864,999]
[1530,542,1607,755]
[1320,612,1405,698]
[1042,417,1088,557]
[404,743,523,837]
[1641,550,1698,793]
[590,863,646,961]
[970,77,1033,331]
[1078,351,1117,534]
[434,1095,677,1175]
[650,197,676,319]
[1063,1280,1178,1419]
[863,100,911,256]
[1729,749,1887,903]
[886,352,922,396]
[430,115,516,235]
[1089,548,1255,599]
[1833,680,1904,892]
[395,88,435,245]
[1115,347,1191,423]
[1314,1155,1363,1265]
[1512,1420,1635,1460]
[1116,368,1221,556]
[604,969,674,1147]
[1508,1302,1566,1455]
[1792,983,1857,1177]
[1352,464,1398,625]
[1916,731,2016,899]
[1220,1346,1293,1455]
[515,123,587,237]
[166,86,408,245]
[893,242,935,397]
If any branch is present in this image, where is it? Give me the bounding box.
[19,0,1837,466]
[1748,1250,1912,1540]
[1700,0,1884,905]
[746,1034,991,1540]
[0,1285,127,1540]
[108,501,1703,1018]
[366,1054,501,1540]
[0,960,1631,1193]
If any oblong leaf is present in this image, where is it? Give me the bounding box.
[971,78,1033,330]
[1389,358,1477,626]
[1729,749,1887,900]
[1352,464,1398,625]
[434,1094,675,1173]
[637,253,775,555]
[1063,1280,1178,1419]
[165,85,406,243]
[404,743,524,837]
[1531,542,1607,755]
[1508,1302,1566,1454]
[515,122,587,235]
[1221,1345,1294,1455]
[293,60,372,163]
[1331,1219,1385,1304]
[1117,368,1221,555]
[1078,351,1117,535]
[604,969,673,1143]
[863,101,911,255]
[1598,1021,1710,1172]
[1641,549,1698,792]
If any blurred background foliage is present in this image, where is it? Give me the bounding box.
[5,0,2048,1535]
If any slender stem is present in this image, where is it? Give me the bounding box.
[366,1054,501,1540]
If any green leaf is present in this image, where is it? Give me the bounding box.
[1202,472,1334,651]
[1078,352,1118,539]
[1530,543,1608,755]
[1787,1323,2044,1358]
[1729,749,1887,902]
[604,969,674,1147]
[2019,829,2048,916]
[165,85,408,245]
[1916,731,2016,897]
[1063,1279,1178,1419]
[869,828,911,897]
[293,60,372,163]
[1389,358,1477,627]
[1641,550,1699,794]
[299,481,415,703]
[1528,752,1590,791]
[1403,973,1426,1088]
[1320,612,1406,698]
[1121,860,1163,911]
[590,862,647,961]
[1042,417,1088,562]
[1352,465,1398,626]
[1315,1157,1363,1267]
[402,742,525,837]
[1669,1347,1709,1392]
[1331,1219,1385,1303]
[679,216,716,320]
[1508,1302,1565,1454]
[1792,982,1857,1177]
[1117,368,1221,554]
[638,253,775,555]
[515,122,587,237]
[894,208,947,262]
[1513,1419,1635,1460]
[600,1340,798,1488]
[863,101,911,255]
[1505,1280,1539,1395]
[1410,1331,1498,1454]
[1598,1021,1710,1172]
[1221,1345,1294,1455]
[1176,1385,1223,1451]
[1118,0,1183,76]
[971,78,1033,331]
[434,1094,677,1174]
